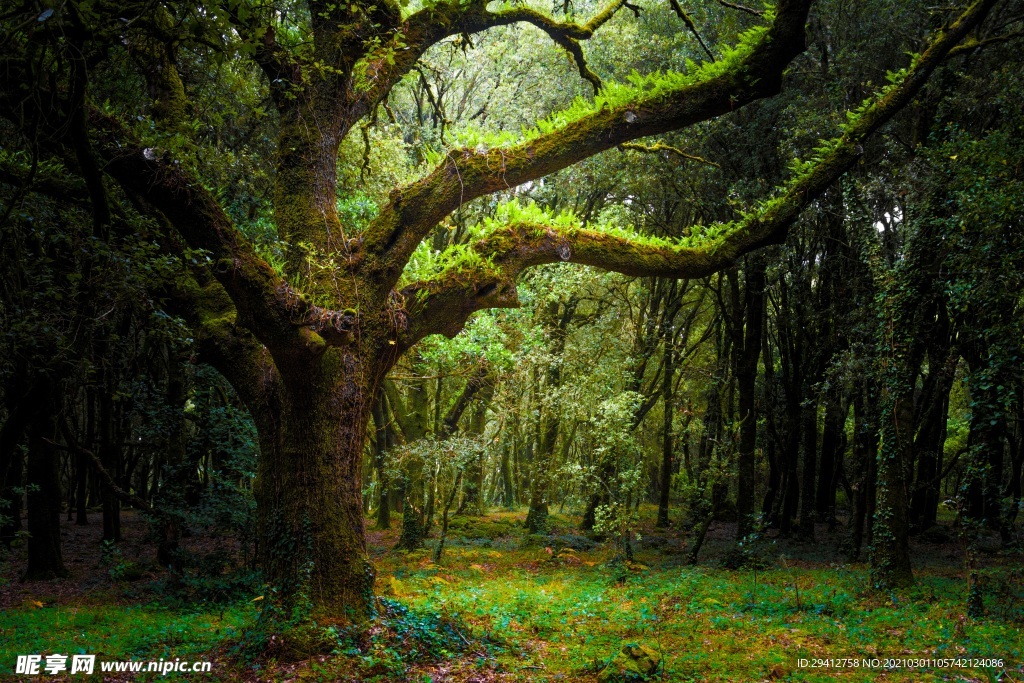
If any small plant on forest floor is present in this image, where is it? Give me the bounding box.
[727,513,774,606]
[99,539,146,582]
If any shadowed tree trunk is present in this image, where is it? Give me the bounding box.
[0,400,30,546]
[736,256,765,539]
[526,301,574,534]
[848,382,878,561]
[815,393,845,529]
[909,347,956,531]
[371,392,392,530]
[24,391,69,581]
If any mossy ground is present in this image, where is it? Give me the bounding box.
[1,508,1021,681]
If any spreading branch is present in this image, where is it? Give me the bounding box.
[947,29,1024,56]
[362,0,814,290]
[399,0,998,346]
[351,0,630,118]
[93,114,361,354]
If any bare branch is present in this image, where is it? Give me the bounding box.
[620,141,720,167]
[718,0,764,17]
[667,0,716,61]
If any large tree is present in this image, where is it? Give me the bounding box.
[0,0,997,625]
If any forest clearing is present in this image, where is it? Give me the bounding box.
[2,508,1021,681]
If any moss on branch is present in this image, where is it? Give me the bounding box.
[361,1,813,289]
[398,0,999,345]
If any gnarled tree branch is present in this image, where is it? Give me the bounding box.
[361,0,813,292]
[398,0,998,346]
[351,0,629,119]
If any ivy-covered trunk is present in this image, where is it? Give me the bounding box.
[254,347,378,623]
[870,390,914,588]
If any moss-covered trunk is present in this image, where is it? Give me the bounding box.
[870,390,914,588]
[254,347,377,624]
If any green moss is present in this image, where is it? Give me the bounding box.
[423,17,775,160]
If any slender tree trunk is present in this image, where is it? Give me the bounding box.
[849,383,878,561]
[371,393,391,530]
[99,388,121,543]
[909,352,955,531]
[779,400,801,536]
[797,399,818,539]
[815,394,845,527]
[526,301,573,533]
[393,375,430,551]
[736,258,765,538]
[1004,387,1023,531]
[24,403,69,581]
[0,409,29,546]
[499,440,515,508]
[962,353,1008,537]
[657,331,675,528]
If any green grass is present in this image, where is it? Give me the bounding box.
[2,510,1022,682]
[0,602,251,678]
[377,512,1024,682]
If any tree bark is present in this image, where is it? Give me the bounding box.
[254,348,377,623]
[871,390,914,588]
[24,402,69,581]
[656,321,675,529]
[736,257,765,538]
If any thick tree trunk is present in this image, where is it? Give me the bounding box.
[254,348,376,624]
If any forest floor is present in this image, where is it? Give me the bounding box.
[1,507,1022,682]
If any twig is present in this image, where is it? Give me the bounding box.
[620,142,720,167]
[718,0,763,16]
[666,0,716,61]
